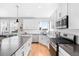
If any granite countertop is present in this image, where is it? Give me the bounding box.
[59,44,79,56]
[50,37,74,44]
[0,35,31,56]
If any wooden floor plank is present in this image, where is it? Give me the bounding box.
[29,43,51,56]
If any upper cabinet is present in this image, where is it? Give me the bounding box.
[56,3,67,20]
[56,4,62,20]
[68,3,79,29]
[54,3,68,29]
[0,4,17,17]
[51,3,79,29]
[57,3,67,20]
[57,3,79,29]
[50,10,57,29]
[61,3,67,18]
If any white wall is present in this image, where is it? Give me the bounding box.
[23,19,49,30]
[22,18,50,33]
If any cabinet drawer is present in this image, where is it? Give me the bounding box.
[24,39,32,56]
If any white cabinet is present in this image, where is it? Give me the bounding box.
[55,3,79,29]
[61,3,67,17]
[57,4,62,20]
[39,35,49,48]
[50,41,56,51]
[57,3,67,20]
[50,10,57,29]
[24,37,32,56]
[68,3,79,29]
[32,35,39,42]
[51,3,79,29]
[15,37,32,56]
[1,38,10,56]
[0,19,10,35]
[59,46,70,56]
[39,35,44,44]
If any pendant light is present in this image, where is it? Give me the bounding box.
[16,5,19,22]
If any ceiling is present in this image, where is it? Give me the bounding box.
[19,3,58,17]
[0,3,58,18]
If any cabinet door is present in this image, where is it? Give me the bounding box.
[1,38,10,56]
[50,10,57,29]
[0,4,17,17]
[57,3,67,20]
[57,4,62,20]
[24,38,32,56]
[32,35,39,42]
[39,35,43,43]
[0,19,10,35]
[68,3,79,29]
[42,36,49,48]
[49,45,56,56]
[61,3,67,17]
[39,35,49,48]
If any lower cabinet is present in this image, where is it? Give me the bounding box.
[24,38,32,56]
[50,41,57,51]
[49,44,56,56]
[14,37,32,56]
[32,35,39,43]
[59,46,70,56]
[39,35,50,48]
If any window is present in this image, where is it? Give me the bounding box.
[39,21,49,29]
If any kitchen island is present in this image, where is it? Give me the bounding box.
[0,35,32,56]
[59,44,79,56]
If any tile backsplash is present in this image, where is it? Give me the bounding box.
[60,33,74,41]
[55,29,79,44]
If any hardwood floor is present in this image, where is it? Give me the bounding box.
[29,43,51,56]
[29,43,56,56]
[49,45,56,56]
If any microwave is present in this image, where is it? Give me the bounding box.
[56,15,68,29]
